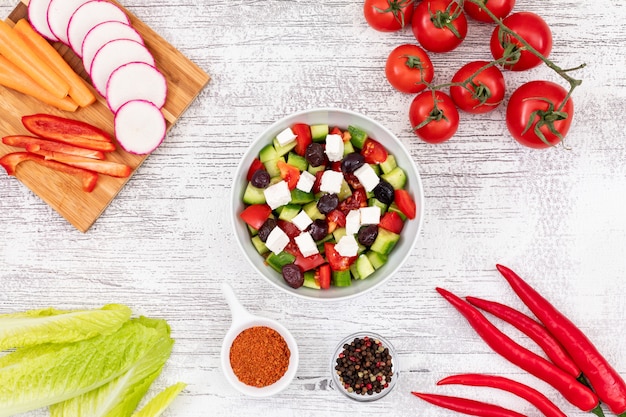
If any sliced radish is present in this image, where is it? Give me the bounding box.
[67,0,129,57]
[82,21,144,77]
[89,39,155,96]
[27,0,58,41]
[114,100,166,154]
[106,62,167,113]
[46,0,91,45]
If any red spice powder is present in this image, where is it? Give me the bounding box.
[229,325,291,387]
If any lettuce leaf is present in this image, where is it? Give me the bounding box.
[132,382,187,417]
[0,317,165,417]
[49,317,174,417]
[0,304,132,350]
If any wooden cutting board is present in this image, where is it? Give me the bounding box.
[0,0,210,232]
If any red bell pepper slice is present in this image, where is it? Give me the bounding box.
[316,264,331,289]
[292,123,312,156]
[246,158,265,181]
[3,135,105,160]
[379,211,404,234]
[324,242,356,271]
[0,152,98,192]
[361,138,388,164]
[239,204,272,230]
[394,189,417,219]
[29,149,131,178]
[276,160,300,190]
[21,114,115,152]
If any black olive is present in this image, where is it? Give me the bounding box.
[308,219,328,241]
[373,180,395,205]
[357,224,378,246]
[341,153,365,174]
[250,169,270,188]
[317,193,339,214]
[305,143,326,167]
[282,264,304,288]
[257,218,277,242]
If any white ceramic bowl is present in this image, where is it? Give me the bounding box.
[231,108,425,301]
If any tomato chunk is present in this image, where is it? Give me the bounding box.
[326,209,346,234]
[239,204,272,230]
[295,253,326,271]
[316,264,331,289]
[292,123,312,156]
[324,242,356,271]
[277,160,300,190]
[361,138,388,164]
[395,189,417,219]
[379,211,405,234]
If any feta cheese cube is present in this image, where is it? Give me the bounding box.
[360,206,381,225]
[335,234,359,257]
[264,180,291,210]
[265,226,290,254]
[345,209,361,235]
[320,170,344,194]
[276,127,297,146]
[291,210,313,231]
[296,170,316,193]
[325,134,344,162]
[295,232,319,257]
[353,163,380,192]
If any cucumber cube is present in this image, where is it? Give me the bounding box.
[278,204,301,221]
[380,154,397,174]
[266,251,296,272]
[251,235,269,255]
[311,124,329,142]
[291,189,314,205]
[370,228,400,255]
[259,144,278,162]
[264,157,284,178]
[366,250,388,270]
[303,201,325,221]
[348,125,368,149]
[381,166,407,190]
[303,271,321,289]
[332,269,352,287]
[273,137,297,157]
[355,254,375,279]
[242,182,266,205]
[287,152,308,171]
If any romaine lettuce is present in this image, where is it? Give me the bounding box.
[132,382,187,417]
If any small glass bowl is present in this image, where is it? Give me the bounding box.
[330,331,399,402]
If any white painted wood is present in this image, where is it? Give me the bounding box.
[1,0,625,416]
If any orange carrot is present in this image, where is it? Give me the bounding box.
[0,20,69,99]
[0,55,78,112]
[13,19,96,107]
[31,149,131,178]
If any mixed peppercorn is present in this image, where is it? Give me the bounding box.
[334,335,394,396]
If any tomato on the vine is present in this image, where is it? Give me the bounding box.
[385,44,434,94]
[364,0,414,32]
[463,0,515,23]
[411,0,467,53]
[490,12,552,71]
[409,90,459,143]
[506,80,573,148]
[450,61,505,114]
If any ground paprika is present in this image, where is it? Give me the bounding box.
[229,325,290,387]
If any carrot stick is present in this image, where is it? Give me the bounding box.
[32,149,131,178]
[13,19,96,107]
[0,20,69,99]
[0,55,78,112]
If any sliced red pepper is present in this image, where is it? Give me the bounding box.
[360,138,388,164]
[22,113,113,142]
[412,392,526,417]
[239,204,272,230]
[339,188,367,213]
[326,209,346,234]
[294,253,325,272]
[316,264,331,289]
[276,160,300,190]
[394,189,417,219]
[0,152,98,192]
[30,149,131,178]
[3,135,105,160]
[379,211,404,234]
[292,123,312,156]
[324,242,356,271]
[246,158,265,181]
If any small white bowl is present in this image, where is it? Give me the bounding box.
[231,108,425,301]
[220,283,299,397]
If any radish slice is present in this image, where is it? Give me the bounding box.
[114,100,166,154]
[82,21,144,76]
[106,62,167,113]
[46,0,91,45]
[67,0,129,57]
[27,0,58,41]
[89,39,155,96]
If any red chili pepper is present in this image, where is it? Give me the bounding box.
[437,374,566,417]
[436,287,600,413]
[466,296,581,378]
[496,264,626,416]
[412,392,526,417]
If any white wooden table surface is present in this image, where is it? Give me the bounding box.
[1,0,625,416]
